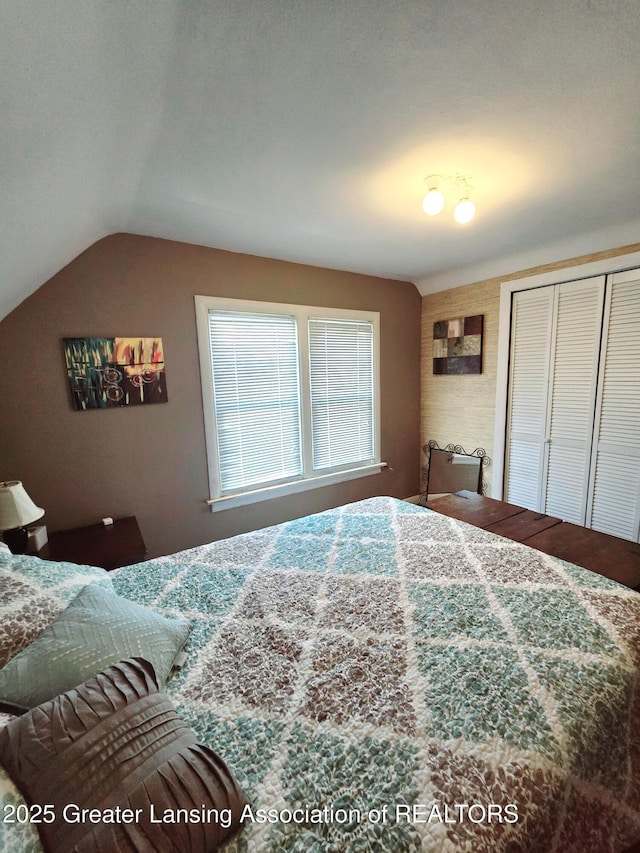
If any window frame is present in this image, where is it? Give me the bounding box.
[195,295,382,511]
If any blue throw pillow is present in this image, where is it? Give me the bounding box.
[0,584,190,712]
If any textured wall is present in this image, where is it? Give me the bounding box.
[421,281,501,493]
[0,234,421,558]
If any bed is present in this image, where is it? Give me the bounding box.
[1,496,639,852]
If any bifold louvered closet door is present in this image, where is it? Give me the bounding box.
[586,269,640,541]
[506,269,640,540]
[505,277,605,525]
[504,286,555,511]
[544,278,606,524]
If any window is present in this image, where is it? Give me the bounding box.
[195,296,382,510]
[308,317,376,471]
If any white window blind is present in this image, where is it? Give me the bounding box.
[208,311,302,493]
[196,296,382,509]
[309,318,375,470]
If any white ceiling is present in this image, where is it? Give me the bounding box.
[3,0,640,320]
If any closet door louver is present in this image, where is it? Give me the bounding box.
[543,278,605,524]
[504,287,554,510]
[587,270,640,541]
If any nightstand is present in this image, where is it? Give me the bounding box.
[36,516,147,571]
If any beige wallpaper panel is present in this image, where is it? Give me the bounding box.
[421,281,500,493]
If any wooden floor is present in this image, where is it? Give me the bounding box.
[426,491,640,591]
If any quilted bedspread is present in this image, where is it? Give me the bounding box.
[113,496,640,852]
[2,496,640,851]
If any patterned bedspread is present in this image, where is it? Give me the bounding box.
[2,497,640,851]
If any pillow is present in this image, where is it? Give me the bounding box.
[0,657,247,852]
[0,554,114,669]
[0,584,190,712]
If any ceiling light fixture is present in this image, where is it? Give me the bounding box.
[422,176,445,216]
[454,197,476,224]
[422,174,476,224]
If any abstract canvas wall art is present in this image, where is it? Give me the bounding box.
[432,315,483,374]
[63,337,168,410]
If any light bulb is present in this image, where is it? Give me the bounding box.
[454,198,475,224]
[422,188,445,216]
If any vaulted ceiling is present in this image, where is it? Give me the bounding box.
[3,0,640,320]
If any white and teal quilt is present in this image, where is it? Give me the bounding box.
[118,497,640,851]
[2,497,640,851]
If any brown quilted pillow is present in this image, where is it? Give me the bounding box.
[0,657,247,852]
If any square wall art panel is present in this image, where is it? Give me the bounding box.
[63,337,168,410]
[433,315,483,375]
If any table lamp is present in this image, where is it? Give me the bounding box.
[0,480,45,554]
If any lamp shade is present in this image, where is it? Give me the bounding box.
[0,481,45,531]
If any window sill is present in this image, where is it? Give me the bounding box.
[206,463,386,512]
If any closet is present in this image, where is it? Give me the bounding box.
[504,266,640,542]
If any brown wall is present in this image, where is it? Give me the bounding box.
[0,234,421,558]
[420,242,640,496]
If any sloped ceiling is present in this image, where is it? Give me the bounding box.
[3,0,640,320]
